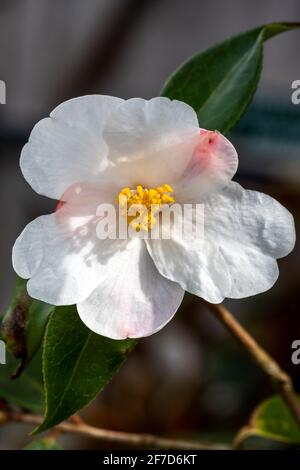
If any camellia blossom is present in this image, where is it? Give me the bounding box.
[13,96,296,339]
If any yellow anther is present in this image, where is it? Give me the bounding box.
[148,189,157,199]
[117,183,175,231]
[163,184,173,193]
[137,185,143,198]
[122,187,131,197]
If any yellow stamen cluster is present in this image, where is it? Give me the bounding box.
[118,184,175,231]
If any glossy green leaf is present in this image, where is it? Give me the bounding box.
[235,395,300,448]
[34,305,136,434]
[1,277,54,375]
[24,438,63,450]
[162,22,300,133]
[0,349,44,413]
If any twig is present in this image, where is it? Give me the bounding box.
[4,411,228,450]
[202,300,300,426]
[69,414,84,425]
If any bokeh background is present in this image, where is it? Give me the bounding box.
[0,0,300,449]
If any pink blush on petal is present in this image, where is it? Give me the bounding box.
[185,129,222,177]
[173,128,238,202]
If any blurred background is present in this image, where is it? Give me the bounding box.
[0,0,300,449]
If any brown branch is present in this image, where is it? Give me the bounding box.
[203,300,300,426]
[4,411,228,450]
[69,414,84,425]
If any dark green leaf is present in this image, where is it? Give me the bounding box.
[1,277,54,375]
[34,305,136,434]
[162,22,300,133]
[24,438,63,450]
[235,395,300,448]
[0,349,44,413]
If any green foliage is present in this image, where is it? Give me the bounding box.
[1,277,53,375]
[162,22,299,133]
[24,438,63,450]
[235,395,300,448]
[34,305,136,434]
[0,349,44,414]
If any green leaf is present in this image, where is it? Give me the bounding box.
[24,438,63,450]
[161,22,300,133]
[34,305,136,434]
[235,395,300,448]
[0,349,44,414]
[1,277,54,376]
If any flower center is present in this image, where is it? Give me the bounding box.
[118,184,175,232]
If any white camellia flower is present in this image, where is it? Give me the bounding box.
[13,96,296,339]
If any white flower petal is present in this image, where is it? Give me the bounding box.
[103,97,199,162]
[20,95,124,200]
[77,240,184,339]
[102,97,200,187]
[174,129,238,202]
[220,244,279,298]
[205,182,296,298]
[12,211,129,305]
[146,210,231,303]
